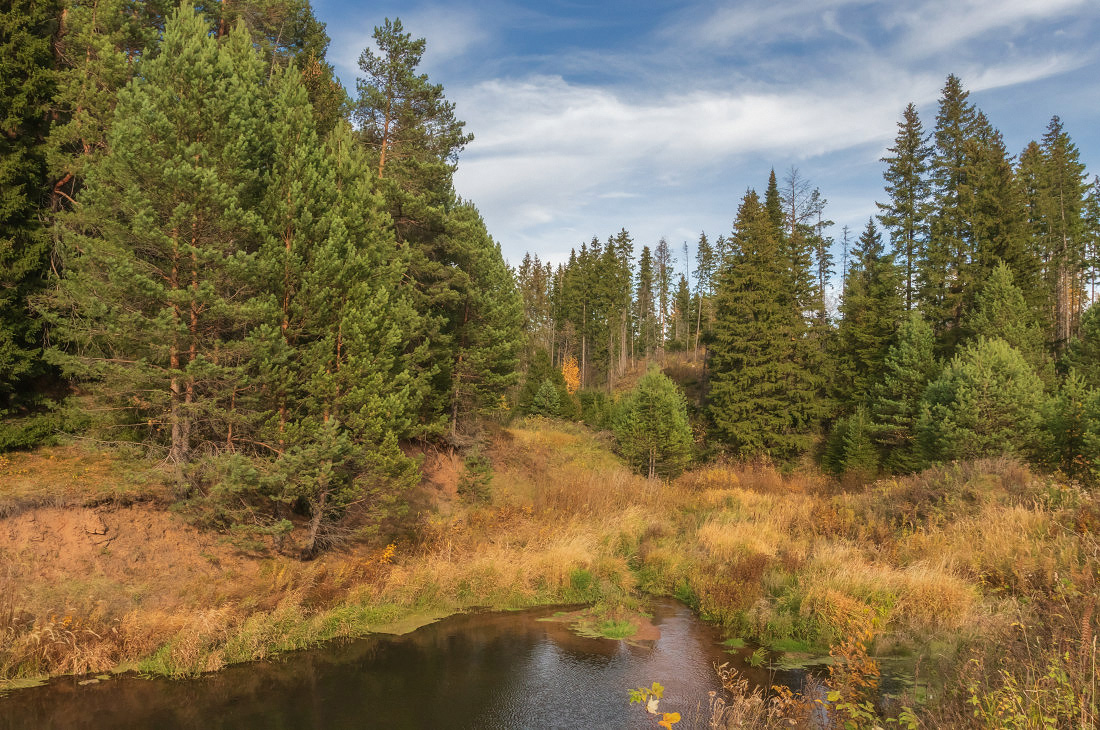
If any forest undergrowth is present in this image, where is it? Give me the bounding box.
[1,423,1097,728]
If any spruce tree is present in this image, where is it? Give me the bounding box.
[654,237,673,354]
[517,349,572,417]
[923,74,979,353]
[635,245,656,358]
[1033,116,1089,348]
[965,262,1049,379]
[877,103,932,311]
[764,170,784,239]
[708,190,821,460]
[443,204,524,437]
[834,219,905,407]
[823,405,879,479]
[530,379,561,417]
[870,311,938,473]
[692,232,716,358]
[963,114,1037,312]
[1061,302,1100,390]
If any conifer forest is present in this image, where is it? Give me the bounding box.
[2,2,1099,728]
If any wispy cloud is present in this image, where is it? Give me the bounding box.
[887,0,1097,58]
[319,0,1100,263]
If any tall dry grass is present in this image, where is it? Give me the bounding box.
[2,423,1098,728]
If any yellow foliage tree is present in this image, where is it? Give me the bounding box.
[562,355,580,394]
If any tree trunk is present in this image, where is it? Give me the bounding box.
[305,474,329,557]
[169,229,184,463]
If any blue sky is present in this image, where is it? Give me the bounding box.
[311,0,1100,278]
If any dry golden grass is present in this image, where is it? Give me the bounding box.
[2,422,1097,730]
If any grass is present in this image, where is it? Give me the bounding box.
[2,424,1098,728]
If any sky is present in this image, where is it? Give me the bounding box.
[311,0,1100,274]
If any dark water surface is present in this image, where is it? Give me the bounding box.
[0,599,799,730]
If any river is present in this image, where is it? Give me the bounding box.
[0,598,803,729]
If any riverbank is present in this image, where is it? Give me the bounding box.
[2,423,1097,726]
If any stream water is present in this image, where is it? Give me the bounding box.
[0,598,804,730]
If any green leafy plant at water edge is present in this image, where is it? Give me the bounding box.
[628,680,664,705]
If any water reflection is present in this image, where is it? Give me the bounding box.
[0,599,799,730]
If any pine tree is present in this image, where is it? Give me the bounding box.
[708,190,821,460]
[48,6,270,464]
[352,18,524,434]
[918,337,1045,462]
[834,219,905,407]
[877,103,932,311]
[0,0,59,418]
[613,368,693,479]
[1043,369,1098,479]
[254,83,426,553]
[353,17,471,185]
[46,0,165,212]
[870,311,938,473]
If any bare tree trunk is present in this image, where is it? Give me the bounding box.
[693,291,702,362]
[183,220,199,455]
[306,475,329,557]
[169,229,184,463]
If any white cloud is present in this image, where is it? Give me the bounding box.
[453,46,1090,261]
[887,0,1095,58]
[315,0,1099,264]
[676,0,871,46]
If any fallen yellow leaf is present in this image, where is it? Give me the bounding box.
[658,711,681,728]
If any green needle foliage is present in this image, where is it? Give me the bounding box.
[613,368,693,479]
[1061,303,1100,390]
[707,190,822,461]
[834,219,905,408]
[918,337,1045,462]
[0,0,59,419]
[870,311,939,473]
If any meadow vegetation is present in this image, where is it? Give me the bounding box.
[2,420,1096,727]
